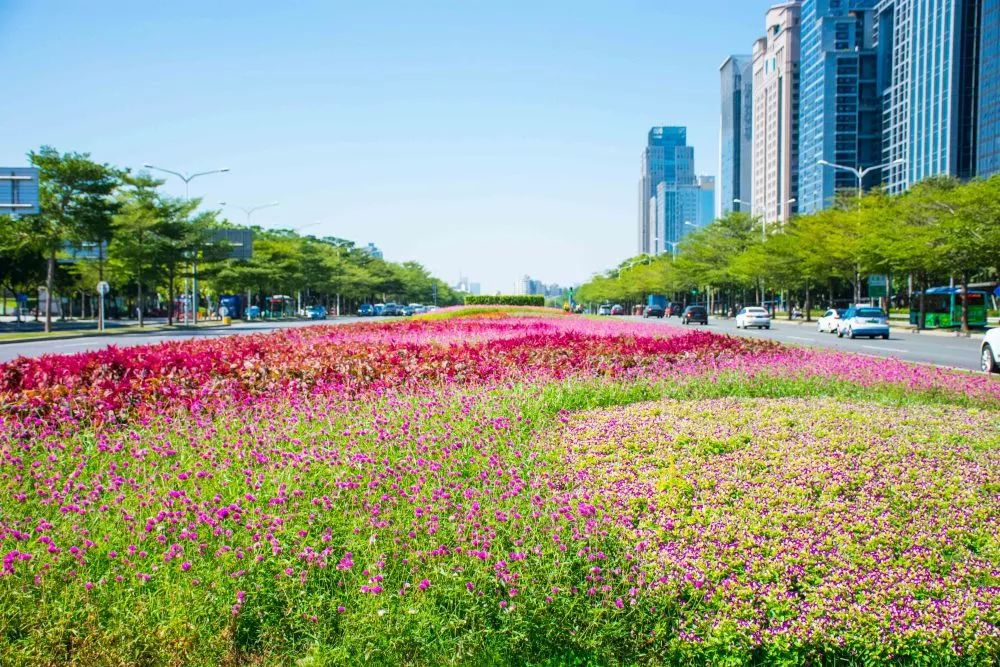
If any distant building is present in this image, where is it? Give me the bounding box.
[719,55,754,216]
[798,0,881,214]
[978,0,1000,176]
[364,242,383,259]
[752,1,802,224]
[637,127,696,255]
[697,175,716,227]
[454,275,481,296]
[516,276,563,297]
[876,0,982,193]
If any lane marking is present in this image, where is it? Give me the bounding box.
[862,345,908,353]
[787,336,816,342]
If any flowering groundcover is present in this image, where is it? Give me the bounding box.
[0,313,997,665]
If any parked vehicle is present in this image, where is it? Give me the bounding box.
[837,306,890,339]
[681,305,708,325]
[598,304,612,316]
[358,303,374,316]
[981,327,1000,373]
[400,306,416,316]
[816,308,845,333]
[610,304,625,316]
[645,294,667,318]
[735,306,771,329]
[374,303,386,316]
[381,303,405,316]
[666,303,684,317]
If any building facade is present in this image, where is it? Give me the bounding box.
[798,0,882,213]
[752,1,802,225]
[637,127,695,255]
[877,0,982,193]
[979,0,1000,176]
[719,55,754,216]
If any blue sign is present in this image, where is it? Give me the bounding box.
[0,167,40,216]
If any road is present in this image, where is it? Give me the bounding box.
[0,319,362,363]
[636,315,985,371]
[0,314,987,372]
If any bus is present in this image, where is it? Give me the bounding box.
[909,287,988,329]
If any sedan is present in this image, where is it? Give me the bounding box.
[681,305,708,325]
[305,305,327,320]
[837,306,890,339]
[980,326,1000,373]
[735,307,771,330]
[611,304,625,316]
[598,304,612,316]
[816,308,845,333]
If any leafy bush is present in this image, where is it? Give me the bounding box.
[464,295,545,307]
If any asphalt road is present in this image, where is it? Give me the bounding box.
[0,314,987,372]
[636,315,986,371]
[0,319,363,364]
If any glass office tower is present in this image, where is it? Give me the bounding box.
[798,0,881,213]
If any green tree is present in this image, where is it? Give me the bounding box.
[28,147,119,332]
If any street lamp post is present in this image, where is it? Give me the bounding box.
[219,201,279,225]
[733,198,795,242]
[143,164,230,326]
[664,241,680,259]
[818,158,905,304]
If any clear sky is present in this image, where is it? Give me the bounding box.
[1,1,765,293]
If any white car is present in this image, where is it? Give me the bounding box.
[735,307,771,330]
[817,308,845,333]
[836,306,890,339]
[982,327,1000,373]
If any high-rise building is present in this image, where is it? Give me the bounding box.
[752,1,802,225]
[364,242,383,259]
[719,55,754,216]
[978,0,1000,176]
[697,175,716,227]
[876,0,982,193]
[637,127,695,255]
[798,0,882,214]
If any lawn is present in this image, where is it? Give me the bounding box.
[0,309,997,665]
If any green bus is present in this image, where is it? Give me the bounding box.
[909,288,988,329]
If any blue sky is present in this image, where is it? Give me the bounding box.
[0,1,765,292]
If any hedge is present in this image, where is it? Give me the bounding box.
[463,295,546,307]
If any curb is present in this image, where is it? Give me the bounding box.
[0,324,232,346]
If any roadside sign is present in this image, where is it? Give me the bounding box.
[96,281,110,295]
[867,275,887,298]
[0,168,40,216]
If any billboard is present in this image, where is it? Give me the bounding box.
[0,167,40,216]
[210,228,253,260]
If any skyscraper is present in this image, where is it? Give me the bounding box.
[798,0,882,214]
[752,1,802,225]
[637,127,695,255]
[719,55,754,216]
[978,0,1000,176]
[876,0,982,193]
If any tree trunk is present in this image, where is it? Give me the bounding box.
[917,273,926,331]
[137,276,144,328]
[805,282,812,322]
[960,270,970,334]
[44,250,56,333]
[167,265,175,327]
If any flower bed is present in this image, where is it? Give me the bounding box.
[0,313,997,664]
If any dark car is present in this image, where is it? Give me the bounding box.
[381,303,404,316]
[666,303,683,317]
[644,305,665,318]
[357,303,374,317]
[681,305,708,325]
[610,304,625,316]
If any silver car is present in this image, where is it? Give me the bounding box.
[837,306,890,339]
[735,307,771,330]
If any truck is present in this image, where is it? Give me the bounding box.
[645,294,667,318]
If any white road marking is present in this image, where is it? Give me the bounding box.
[787,336,816,342]
[862,345,908,353]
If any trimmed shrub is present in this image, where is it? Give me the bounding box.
[464,295,545,307]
